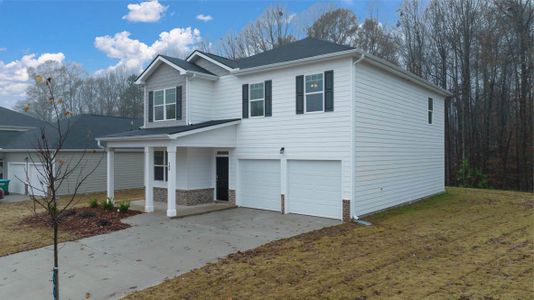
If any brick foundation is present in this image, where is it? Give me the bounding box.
[342,199,351,222]
[153,187,214,206]
[228,189,236,205]
[281,194,285,213]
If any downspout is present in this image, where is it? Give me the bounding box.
[351,54,365,222]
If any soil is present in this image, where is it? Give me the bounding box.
[20,207,141,239]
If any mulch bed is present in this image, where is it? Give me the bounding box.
[20,207,142,239]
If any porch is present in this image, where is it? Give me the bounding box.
[97,119,240,218]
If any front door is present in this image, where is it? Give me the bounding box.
[216,156,229,201]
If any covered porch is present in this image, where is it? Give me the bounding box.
[96,119,240,217]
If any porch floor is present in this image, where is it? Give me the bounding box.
[130,200,236,218]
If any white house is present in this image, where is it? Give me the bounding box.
[97,38,451,221]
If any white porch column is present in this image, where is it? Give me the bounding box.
[144,146,154,212]
[106,148,114,200]
[166,146,177,217]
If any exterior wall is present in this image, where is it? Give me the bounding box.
[188,78,214,124]
[144,63,187,128]
[2,151,144,195]
[353,61,445,217]
[152,147,213,190]
[214,57,354,202]
[153,187,213,205]
[193,57,230,76]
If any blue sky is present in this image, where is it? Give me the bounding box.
[0,0,403,108]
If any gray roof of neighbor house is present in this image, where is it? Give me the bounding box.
[0,106,47,128]
[189,38,353,70]
[1,114,142,150]
[99,119,240,139]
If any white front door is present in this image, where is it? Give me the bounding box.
[287,160,342,219]
[238,159,281,211]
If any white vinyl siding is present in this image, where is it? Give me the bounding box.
[188,78,214,124]
[353,62,445,216]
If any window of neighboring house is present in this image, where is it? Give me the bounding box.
[249,82,265,117]
[154,88,176,121]
[154,151,168,181]
[428,97,433,124]
[305,73,324,112]
[0,159,3,178]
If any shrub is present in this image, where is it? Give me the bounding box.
[61,209,77,218]
[89,198,98,208]
[101,198,114,211]
[456,159,489,189]
[117,201,130,213]
[79,211,96,219]
[97,219,111,226]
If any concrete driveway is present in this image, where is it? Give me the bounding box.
[0,208,339,299]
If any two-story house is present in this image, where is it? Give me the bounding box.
[97,38,451,222]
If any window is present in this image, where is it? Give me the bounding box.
[0,159,3,178]
[154,151,168,181]
[249,82,264,117]
[428,97,433,124]
[305,73,324,112]
[153,88,176,121]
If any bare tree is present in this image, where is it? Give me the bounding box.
[355,18,400,64]
[306,8,359,45]
[22,75,101,299]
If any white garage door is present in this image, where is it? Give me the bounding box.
[238,159,281,211]
[287,160,342,219]
[8,162,46,196]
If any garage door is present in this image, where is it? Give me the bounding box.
[238,159,281,211]
[287,160,342,219]
[8,162,46,196]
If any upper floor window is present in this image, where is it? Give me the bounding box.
[154,150,168,181]
[305,73,324,112]
[428,97,433,124]
[154,88,176,121]
[249,82,265,117]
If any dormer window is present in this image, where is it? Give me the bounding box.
[154,88,176,121]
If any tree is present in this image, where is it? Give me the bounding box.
[355,18,399,64]
[118,74,144,119]
[307,8,358,45]
[22,75,101,299]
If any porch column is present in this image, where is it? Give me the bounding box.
[106,148,114,200]
[144,146,154,212]
[166,146,177,217]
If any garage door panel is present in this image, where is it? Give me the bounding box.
[7,163,46,196]
[288,160,342,219]
[238,159,281,212]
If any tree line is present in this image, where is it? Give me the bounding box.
[18,0,532,191]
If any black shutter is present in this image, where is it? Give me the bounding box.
[176,86,182,120]
[324,70,334,112]
[265,80,272,117]
[296,75,304,114]
[242,84,249,119]
[148,91,153,122]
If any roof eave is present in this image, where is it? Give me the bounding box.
[96,134,171,142]
[186,50,237,71]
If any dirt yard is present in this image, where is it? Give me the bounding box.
[0,188,144,257]
[124,187,533,299]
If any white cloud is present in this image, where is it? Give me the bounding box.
[94,27,202,73]
[0,52,64,108]
[196,14,213,22]
[123,0,167,23]
[0,48,6,52]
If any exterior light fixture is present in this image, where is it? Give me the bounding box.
[280,147,285,154]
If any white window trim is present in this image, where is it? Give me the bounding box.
[304,73,325,113]
[153,87,177,122]
[428,97,433,125]
[154,150,168,182]
[249,82,265,118]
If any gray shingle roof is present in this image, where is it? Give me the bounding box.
[0,106,47,128]
[195,51,239,68]
[100,119,240,139]
[2,115,142,150]
[159,55,215,75]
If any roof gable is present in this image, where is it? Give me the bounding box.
[135,55,216,84]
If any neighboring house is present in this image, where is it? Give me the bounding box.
[97,37,451,221]
[0,111,144,196]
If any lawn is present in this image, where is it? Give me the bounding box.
[125,187,533,299]
[0,188,144,257]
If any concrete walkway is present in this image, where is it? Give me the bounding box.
[0,193,29,203]
[0,208,339,300]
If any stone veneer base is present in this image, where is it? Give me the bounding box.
[342,199,351,222]
[153,187,214,206]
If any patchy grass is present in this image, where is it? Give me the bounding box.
[124,187,533,300]
[0,188,144,257]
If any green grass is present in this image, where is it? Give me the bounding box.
[124,187,534,299]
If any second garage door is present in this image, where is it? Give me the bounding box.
[238,159,281,211]
[8,162,46,196]
[287,160,342,219]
